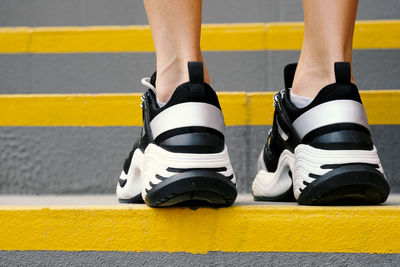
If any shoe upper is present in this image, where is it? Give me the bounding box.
[123,61,226,175]
[264,62,374,172]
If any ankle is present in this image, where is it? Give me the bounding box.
[155,60,185,102]
[292,62,333,98]
[155,57,210,102]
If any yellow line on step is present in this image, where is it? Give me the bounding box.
[0,205,399,253]
[0,20,399,53]
[1,93,144,127]
[0,90,399,126]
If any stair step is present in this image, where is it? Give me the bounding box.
[1,90,400,126]
[1,20,399,53]
[1,0,398,27]
[0,194,399,253]
[1,51,399,95]
[1,91,399,195]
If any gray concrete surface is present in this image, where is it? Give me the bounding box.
[1,194,399,206]
[0,125,399,195]
[0,250,399,266]
[0,0,398,26]
[1,50,400,94]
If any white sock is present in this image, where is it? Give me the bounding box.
[157,98,166,108]
[289,89,313,108]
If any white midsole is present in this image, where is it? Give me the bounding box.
[116,144,235,200]
[293,144,384,199]
[252,145,385,200]
[116,149,144,200]
[252,149,294,198]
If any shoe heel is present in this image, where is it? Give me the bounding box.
[142,144,237,207]
[298,164,390,205]
[295,145,390,205]
[145,170,237,207]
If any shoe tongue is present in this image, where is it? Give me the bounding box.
[150,72,157,87]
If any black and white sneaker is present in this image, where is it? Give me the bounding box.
[252,62,390,205]
[116,62,237,207]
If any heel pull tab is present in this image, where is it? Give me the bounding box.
[334,62,351,84]
[284,63,297,89]
[188,61,205,98]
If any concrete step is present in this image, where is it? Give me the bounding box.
[0,91,399,194]
[2,21,399,53]
[1,22,399,195]
[2,194,400,265]
[2,50,399,94]
[0,194,399,254]
[0,0,398,27]
[2,91,399,126]
[0,21,399,94]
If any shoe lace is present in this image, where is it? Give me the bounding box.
[139,77,156,108]
[141,77,156,92]
[273,90,285,108]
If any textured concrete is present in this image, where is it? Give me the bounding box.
[1,194,400,206]
[1,196,400,253]
[0,0,399,197]
[0,251,399,266]
[1,50,400,94]
[0,125,399,194]
[0,0,398,26]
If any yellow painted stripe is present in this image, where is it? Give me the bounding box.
[1,90,400,126]
[0,205,399,253]
[1,93,144,127]
[249,90,400,126]
[1,20,399,53]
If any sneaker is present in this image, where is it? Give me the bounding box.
[252,62,390,205]
[116,62,237,207]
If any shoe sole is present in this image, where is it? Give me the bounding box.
[295,144,390,205]
[118,194,144,204]
[253,145,390,205]
[297,164,390,205]
[117,144,237,207]
[253,187,296,202]
[145,170,237,207]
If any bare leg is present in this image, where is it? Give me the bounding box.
[292,0,358,98]
[144,0,208,102]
